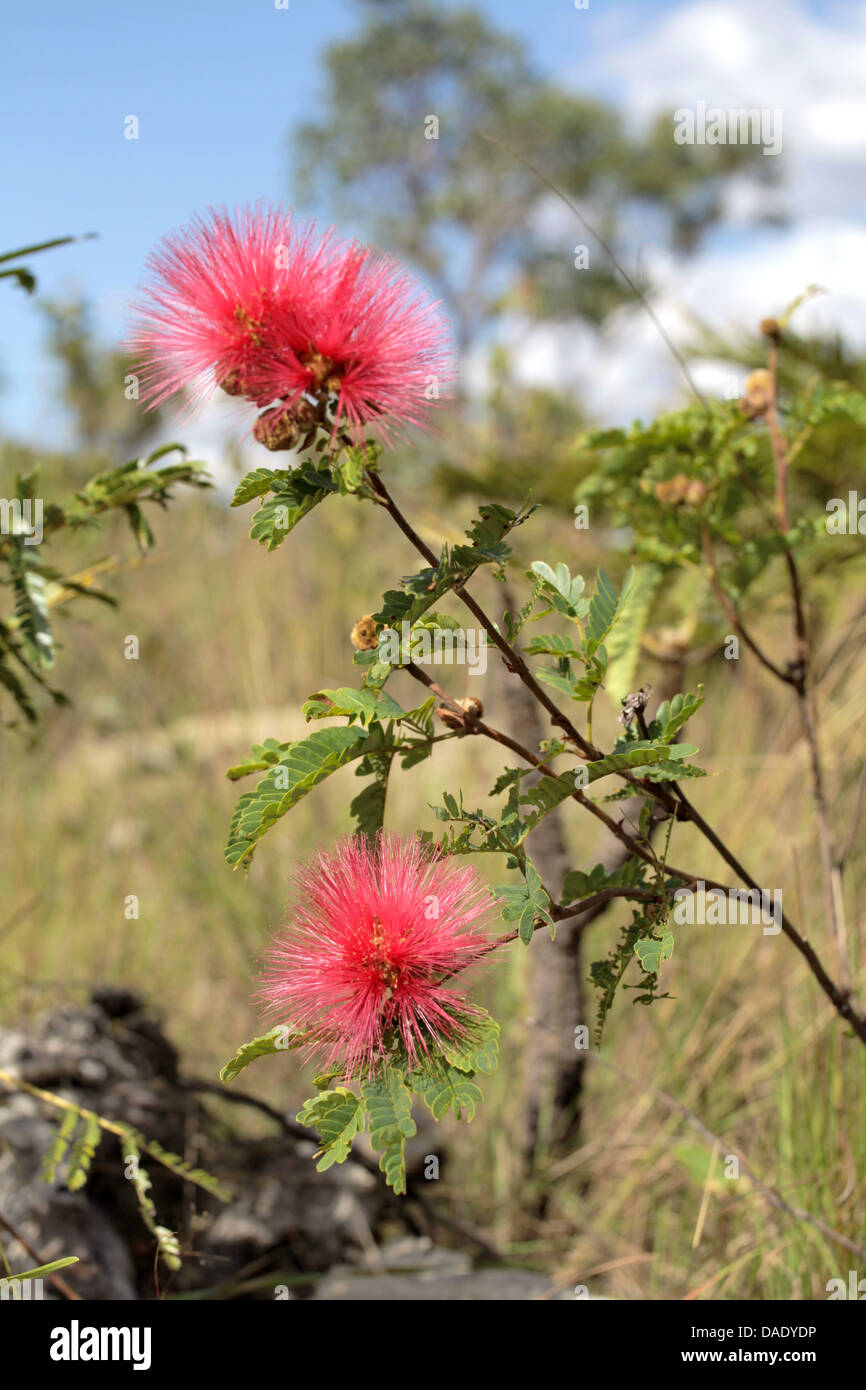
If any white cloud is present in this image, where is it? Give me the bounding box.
[598,0,866,220]
[494,0,866,423]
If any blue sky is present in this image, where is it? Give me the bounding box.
[3,0,865,445]
[0,0,673,443]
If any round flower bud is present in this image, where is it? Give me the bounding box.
[218,368,246,397]
[253,407,301,452]
[351,615,379,651]
[459,696,484,723]
[741,368,772,415]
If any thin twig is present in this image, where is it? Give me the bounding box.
[369,471,599,760]
[700,524,792,685]
[0,1208,82,1301]
[765,342,850,989]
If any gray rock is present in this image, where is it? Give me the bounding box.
[313,1236,562,1301]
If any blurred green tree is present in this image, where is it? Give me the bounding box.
[295,0,775,352]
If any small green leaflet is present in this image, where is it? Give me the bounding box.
[8,544,54,670]
[231,466,293,505]
[409,1065,483,1122]
[585,568,636,658]
[296,1089,366,1171]
[634,931,675,974]
[362,1070,417,1195]
[495,857,555,943]
[236,462,338,550]
[225,725,371,866]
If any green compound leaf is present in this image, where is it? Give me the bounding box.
[585,741,697,783]
[241,463,338,550]
[525,632,583,660]
[585,568,636,658]
[296,1088,366,1171]
[530,561,589,618]
[8,543,54,670]
[634,931,675,974]
[220,1025,298,1083]
[442,1009,501,1076]
[66,1111,102,1192]
[302,686,404,726]
[41,1106,79,1184]
[561,857,647,905]
[118,1129,182,1272]
[409,1063,484,1122]
[648,686,705,743]
[2,1257,79,1286]
[604,564,663,704]
[225,725,372,867]
[362,1069,417,1195]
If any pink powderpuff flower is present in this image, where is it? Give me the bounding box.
[247,237,455,442]
[126,205,453,440]
[259,833,496,1079]
[125,205,309,410]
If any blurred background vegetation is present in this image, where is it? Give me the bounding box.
[2,0,864,1300]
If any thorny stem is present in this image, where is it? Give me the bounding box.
[408,663,746,896]
[378,472,866,1046]
[463,134,860,1020]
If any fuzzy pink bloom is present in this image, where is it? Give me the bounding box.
[126,206,317,410]
[126,205,453,439]
[259,833,495,1078]
[247,239,454,441]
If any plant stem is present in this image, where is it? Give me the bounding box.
[765,343,851,990]
[380,472,866,1046]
